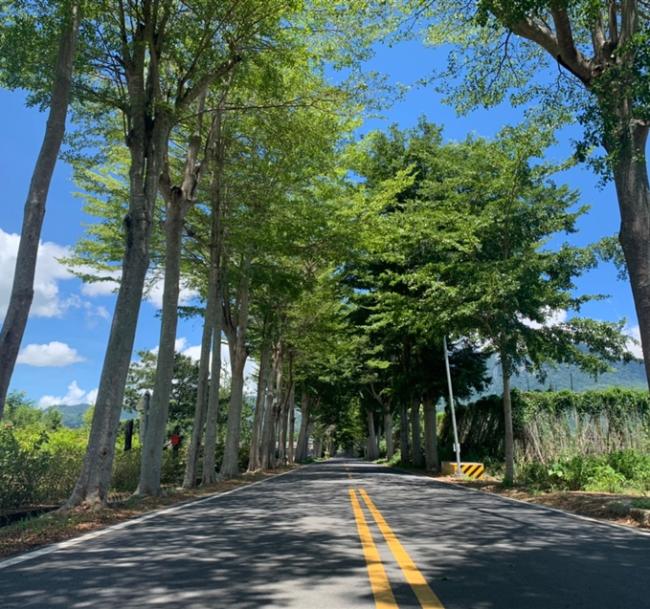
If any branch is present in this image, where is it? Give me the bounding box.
[509,14,592,85]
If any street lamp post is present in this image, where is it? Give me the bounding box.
[443,336,463,477]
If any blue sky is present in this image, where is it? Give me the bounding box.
[0,38,638,406]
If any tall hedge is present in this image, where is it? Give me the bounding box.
[438,388,650,463]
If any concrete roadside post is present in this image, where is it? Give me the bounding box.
[443,336,463,478]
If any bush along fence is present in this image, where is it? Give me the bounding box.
[439,388,650,466]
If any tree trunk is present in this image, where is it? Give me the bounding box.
[399,403,410,464]
[423,394,439,473]
[411,400,423,467]
[183,300,213,488]
[138,111,210,495]
[0,4,80,417]
[220,272,251,478]
[612,124,650,385]
[201,293,223,485]
[288,384,296,465]
[501,354,515,484]
[279,383,292,464]
[366,410,379,461]
[220,347,247,477]
[67,113,170,507]
[295,392,310,462]
[383,403,394,459]
[247,342,271,472]
[259,379,275,470]
[137,194,190,495]
[261,343,282,469]
[201,136,227,486]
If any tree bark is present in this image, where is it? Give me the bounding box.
[261,344,282,469]
[399,403,410,464]
[383,403,394,459]
[201,124,227,486]
[67,109,170,507]
[295,391,310,462]
[0,3,80,417]
[411,400,423,467]
[612,123,650,384]
[313,436,323,459]
[136,191,189,495]
[138,98,215,495]
[423,394,439,473]
[201,290,223,485]
[501,354,515,483]
[366,410,379,461]
[279,387,290,464]
[183,299,213,488]
[288,384,296,464]
[247,342,271,471]
[220,268,251,478]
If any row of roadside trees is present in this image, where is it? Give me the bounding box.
[0,1,648,501]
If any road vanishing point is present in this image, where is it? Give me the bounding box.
[1,459,649,608]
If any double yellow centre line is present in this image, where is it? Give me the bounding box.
[349,488,445,609]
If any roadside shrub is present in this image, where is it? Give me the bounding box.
[0,425,85,512]
[440,388,650,463]
[585,464,627,493]
[112,449,142,493]
[518,450,650,493]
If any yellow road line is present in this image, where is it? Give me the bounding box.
[348,489,398,609]
[359,488,445,609]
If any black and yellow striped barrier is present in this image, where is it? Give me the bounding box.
[441,461,485,479]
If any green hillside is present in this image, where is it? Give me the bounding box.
[483,357,648,395]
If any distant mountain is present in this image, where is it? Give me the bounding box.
[482,356,648,395]
[46,403,91,428]
[46,403,136,428]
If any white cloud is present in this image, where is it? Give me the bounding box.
[143,336,258,396]
[17,341,85,367]
[521,308,568,329]
[79,269,121,297]
[81,269,199,310]
[624,325,644,359]
[0,229,111,324]
[178,337,258,395]
[38,380,98,407]
[149,337,189,356]
[145,277,198,309]
[0,228,73,318]
[181,343,203,362]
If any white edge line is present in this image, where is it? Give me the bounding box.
[0,466,300,571]
[391,467,650,538]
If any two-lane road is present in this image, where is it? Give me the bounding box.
[1,459,649,608]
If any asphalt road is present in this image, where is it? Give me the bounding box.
[1,459,649,609]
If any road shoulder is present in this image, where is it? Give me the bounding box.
[0,466,298,564]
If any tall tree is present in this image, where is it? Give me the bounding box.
[67,0,269,507]
[425,1,650,381]
[0,0,81,416]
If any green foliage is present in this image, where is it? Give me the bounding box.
[518,450,650,493]
[0,423,86,512]
[440,388,650,462]
[423,1,650,176]
[4,391,63,430]
[124,350,200,426]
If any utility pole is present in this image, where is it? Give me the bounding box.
[443,336,462,477]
